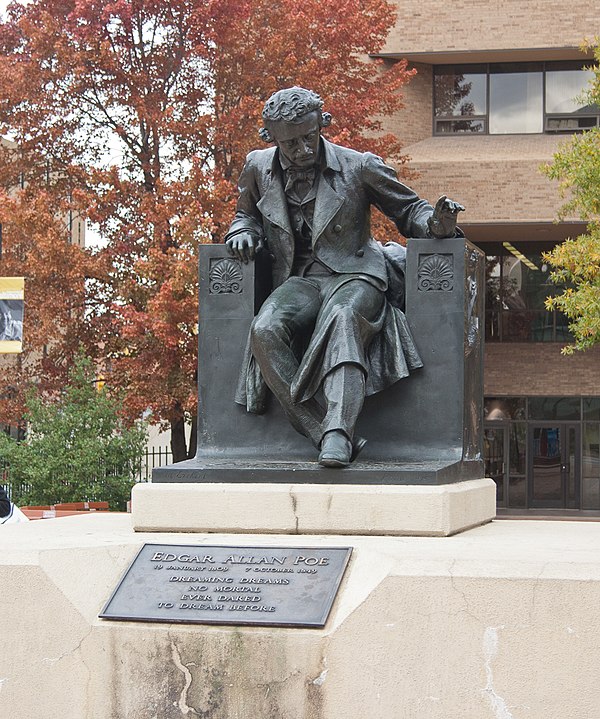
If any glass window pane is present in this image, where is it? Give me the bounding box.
[502,310,534,341]
[499,249,565,341]
[583,399,600,421]
[499,253,545,311]
[480,243,575,343]
[582,422,600,510]
[554,311,573,342]
[484,427,505,503]
[567,426,577,508]
[485,309,500,341]
[520,255,552,310]
[531,426,563,503]
[490,66,543,134]
[546,68,595,114]
[485,256,501,303]
[508,422,527,508]
[528,397,581,421]
[485,255,502,339]
[484,397,526,420]
[546,116,598,132]
[434,65,487,117]
[435,119,485,134]
[530,310,555,341]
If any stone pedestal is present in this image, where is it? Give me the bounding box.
[131,478,496,536]
[3,514,600,719]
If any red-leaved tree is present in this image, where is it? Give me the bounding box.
[0,142,101,424]
[0,0,415,460]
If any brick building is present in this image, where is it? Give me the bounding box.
[382,1,600,514]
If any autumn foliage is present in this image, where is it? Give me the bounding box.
[0,0,415,459]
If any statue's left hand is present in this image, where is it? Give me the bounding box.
[427,196,465,238]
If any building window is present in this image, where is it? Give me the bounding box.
[489,63,543,134]
[434,61,599,135]
[483,243,572,343]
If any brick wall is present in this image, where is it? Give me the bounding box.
[394,135,571,224]
[484,343,600,396]
[384,1,596,54]
[385,64,433,148]
[408,158,563,224]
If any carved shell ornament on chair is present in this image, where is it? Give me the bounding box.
[417,253,454,292]
[209,258,244,295]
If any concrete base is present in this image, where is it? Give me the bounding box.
[3,514,600,719]
[131,478,496,536]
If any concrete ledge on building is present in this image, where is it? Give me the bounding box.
[131,478,496,537]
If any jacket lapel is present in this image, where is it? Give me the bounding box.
[312,178,344,244]
[312,141,344,244]
[256,168,293,237]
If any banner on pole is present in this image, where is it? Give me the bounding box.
[0,277,24,353]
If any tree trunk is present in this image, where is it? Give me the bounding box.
[170,414,188,463]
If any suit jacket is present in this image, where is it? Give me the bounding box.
[225,138,435,289]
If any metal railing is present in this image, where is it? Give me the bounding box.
[134,446,173,483]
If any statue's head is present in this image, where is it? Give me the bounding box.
[259,87,332,168]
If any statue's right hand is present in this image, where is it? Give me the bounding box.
[225,233,263,264]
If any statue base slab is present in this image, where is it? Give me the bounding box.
[152,456,484,485]
[131,478,496,537]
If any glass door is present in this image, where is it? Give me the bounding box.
[484,426,507,505]
[528,424,580,509]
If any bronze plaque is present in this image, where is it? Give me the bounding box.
[100,543,352,628]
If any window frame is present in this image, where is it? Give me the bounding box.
[483,247,573,344]
[433,60,599,136]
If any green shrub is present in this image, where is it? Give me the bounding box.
[0,353,147,510]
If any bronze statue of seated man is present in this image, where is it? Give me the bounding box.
[226,87,463,468]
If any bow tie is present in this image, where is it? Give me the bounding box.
[284,167,316,198]
[286,167,316,182]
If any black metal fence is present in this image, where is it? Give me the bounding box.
[135,446,173,483]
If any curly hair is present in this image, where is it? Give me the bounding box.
[259,87,331,142]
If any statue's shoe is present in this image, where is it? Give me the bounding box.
[319,430,352,468]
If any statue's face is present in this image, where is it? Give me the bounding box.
[268,110,321,169]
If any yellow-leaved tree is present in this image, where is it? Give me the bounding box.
[543,42,600,353]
